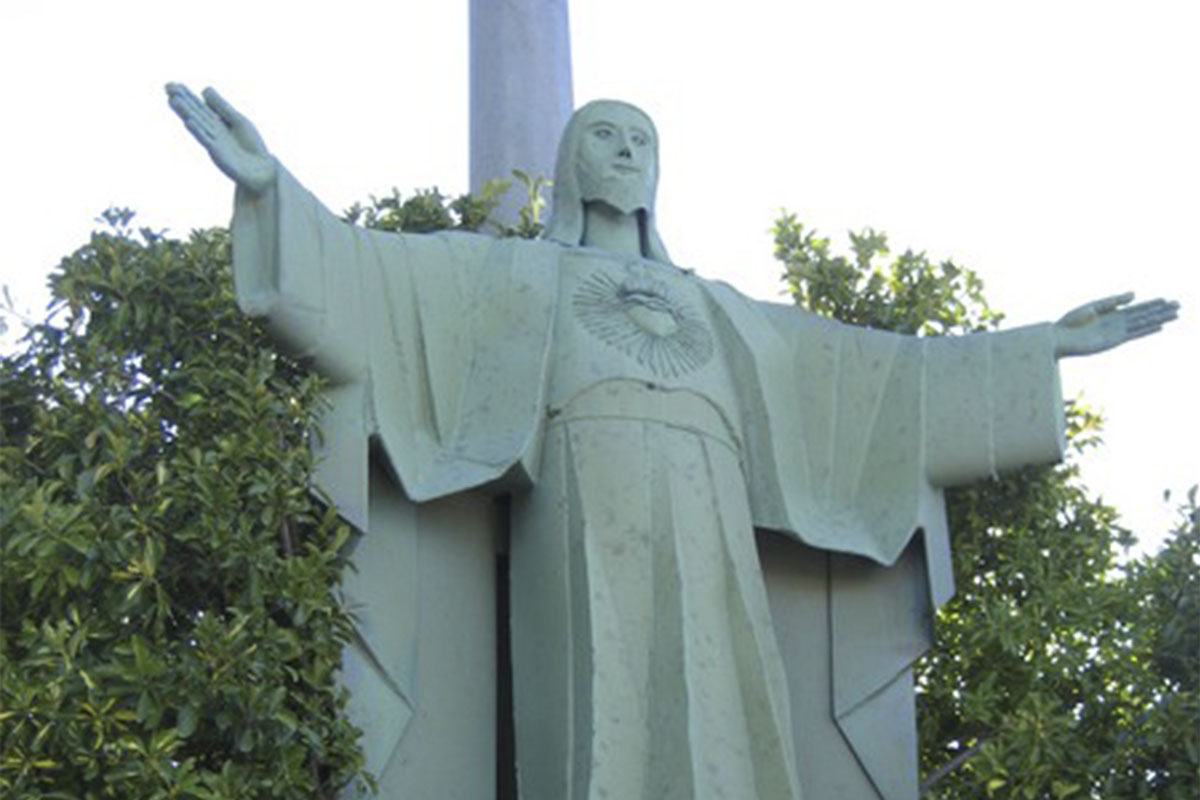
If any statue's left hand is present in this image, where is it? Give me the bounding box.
[1054,292,1180,358]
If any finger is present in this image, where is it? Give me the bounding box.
[167,88,199,119]
[1145,298,1180,315]
[1126,298,1178,322]
[168,92,203,123]
[1126,297,1174,310]
[1126,306,1178,337]
[1123,323,1163,343]
[179,94,232,144]
[165,81,197,101]
[183,117,219,146]
[167,83,205,112]
[202,86,270,155]
[176,101,223,140]
[1136,303,1180,330]
[1090,291,1135,315]
[203,87,244,126]
[168,87,222,132]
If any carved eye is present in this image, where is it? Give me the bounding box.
[593,127,614,140]
[630,132,648,147]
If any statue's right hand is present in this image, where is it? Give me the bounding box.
[166,83,276,195]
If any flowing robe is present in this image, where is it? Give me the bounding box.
[232,168,1066,799]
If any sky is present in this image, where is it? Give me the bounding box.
[2,0,1196,549]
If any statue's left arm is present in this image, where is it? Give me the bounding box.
[924,291,1180,488]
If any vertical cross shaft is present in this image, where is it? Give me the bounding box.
[469,0,574,226]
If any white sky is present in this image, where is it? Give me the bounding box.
[2,1,1196,549]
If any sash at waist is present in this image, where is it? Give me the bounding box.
[548,379,742,456]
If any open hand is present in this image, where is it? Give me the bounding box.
[166,83,276,195]
[1054,292,1180,358]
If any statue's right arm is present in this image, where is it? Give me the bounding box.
[166,83,493,397]
[167,83,366,382]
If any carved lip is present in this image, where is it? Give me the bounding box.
[612,164,640,173]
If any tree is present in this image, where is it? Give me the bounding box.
[1,211,365,799]
[773,213,1199,799]
[4,192,1192,799]
[0,177,544,799]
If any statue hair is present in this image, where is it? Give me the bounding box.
[544,99,672,265]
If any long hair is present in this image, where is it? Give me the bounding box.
[544,100,672,265]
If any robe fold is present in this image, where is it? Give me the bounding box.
[232,167,1065,799]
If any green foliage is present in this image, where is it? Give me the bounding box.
[774,214,1003,336]
[775,213,1199,798]
[343,185,489,234]
[0,172,544,796]
[342,170,551,239]
[5,187,1189,799]
[922,475,1198,799]
[0,178,544,797]
[508,169,553,239]
[0,211,366,799]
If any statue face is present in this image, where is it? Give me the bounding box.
[574,104,657,216]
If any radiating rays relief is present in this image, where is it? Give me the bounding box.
[573,266,714,378]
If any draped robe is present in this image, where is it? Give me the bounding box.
[232,168,1066,799]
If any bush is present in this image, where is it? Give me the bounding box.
[1,212,365,799]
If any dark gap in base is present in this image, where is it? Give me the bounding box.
[495,496,516,800]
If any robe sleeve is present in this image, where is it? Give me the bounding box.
[232,171,366,383]
[229,168,559,524]
[705,286,1067,567]
[923,323,1065,486]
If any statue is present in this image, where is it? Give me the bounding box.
[166,84,1178,800]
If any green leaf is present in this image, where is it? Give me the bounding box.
[1052,779,1081,798]
[131,634,150,675]
[176,705,198,738]
[136,691,155,724]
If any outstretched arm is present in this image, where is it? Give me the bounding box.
[165,83,276,195]
[1053,292,1180,358]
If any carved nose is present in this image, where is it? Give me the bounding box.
[618,145,632,158]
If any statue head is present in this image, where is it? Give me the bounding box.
[545,100,672,264]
